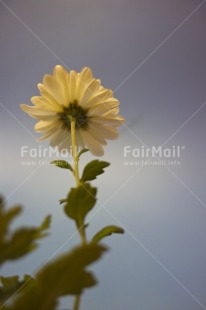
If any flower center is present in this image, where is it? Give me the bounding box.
[58,100,89,131]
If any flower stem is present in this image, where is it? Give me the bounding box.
[70,118,87,310]
[70,118,80,186]
[79,224,87,244]
[73,294,81,310]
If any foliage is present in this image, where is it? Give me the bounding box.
[0,196,107,310]
[81,160,110,182]
[51,160,73,172]
[3,244,107,310]
[0,274,34,308]
[92,225,125,243]
[64,183,97,229]
[0,197,51,266]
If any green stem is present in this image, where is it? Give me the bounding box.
[73,294,81,310]
[70,118,87,310]
[70,118,80,186]
[79,224,87,244]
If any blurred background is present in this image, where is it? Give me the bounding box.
[1,0,206,309]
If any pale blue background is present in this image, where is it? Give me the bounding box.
[1,0,206,309]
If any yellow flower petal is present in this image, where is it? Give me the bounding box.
[34,120,58,132]
[37,83,64,109]
[68,70,78,102]
[79,79,100,106]
[79,67,93,83]
[20,104,57,120]
[38,126,58,141]
[81,130,104,156]
[53,65,70,105]
[91,115,124,126]
[49,128,67,147]
[88,122,119,140]
[83,88,113,108]
[31,96,63,112]
[43,74,66,106]
[75,130,85,150]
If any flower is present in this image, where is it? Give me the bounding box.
[21,66,124,156]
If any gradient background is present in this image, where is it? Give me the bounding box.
[1,0,206,309]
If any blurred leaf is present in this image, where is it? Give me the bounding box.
[64,184,97,228]
[39,215,51,232]
[81,160,110,182]
[0,275,34,307]
[51,160,73,171]
[7,244,107,310]
[0,197,51,265]
[0,197,21,243]
[1,275,20,289]
[59,198,68,205]
[35,215,52,239]
[37,243,107,295]
[92,225,125,243]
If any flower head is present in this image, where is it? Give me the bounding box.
[21,66,124,156]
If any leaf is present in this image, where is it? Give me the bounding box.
[0,206,22,242]
[77,148,89,159]
[35,215,52,239]
[0,224,49,264]
[0,275,20,289]
[59,198,68,205]
[64,184,97,228]
[37,243,107,295]
[0,275,34,307]
[0,197,51,265]
[39,215,51,231]
[8,244,107,310]
[92,225,125,243]
[50,160,73,171]
[81,160,110,182]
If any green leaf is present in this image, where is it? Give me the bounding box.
[0,206,22,242]
[0,275,20,289]
[39,215,51,231]
[81,160,110,182]
[92,225,125,243]
[77,148,89,159]
[50,160,73,171]
[0,275,34,307]
[59,198,68,205]
[8,244,107,310]
[64,184,97,228]
[0,197,51,265]
[35,215,52,239]
[37,243,107,295]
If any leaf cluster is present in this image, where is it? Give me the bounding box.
[0,197,107,310]
[0,197,51,266]
[3,244,107,310]
[52,153,124,244]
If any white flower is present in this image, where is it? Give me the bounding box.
[21,66,124,156]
